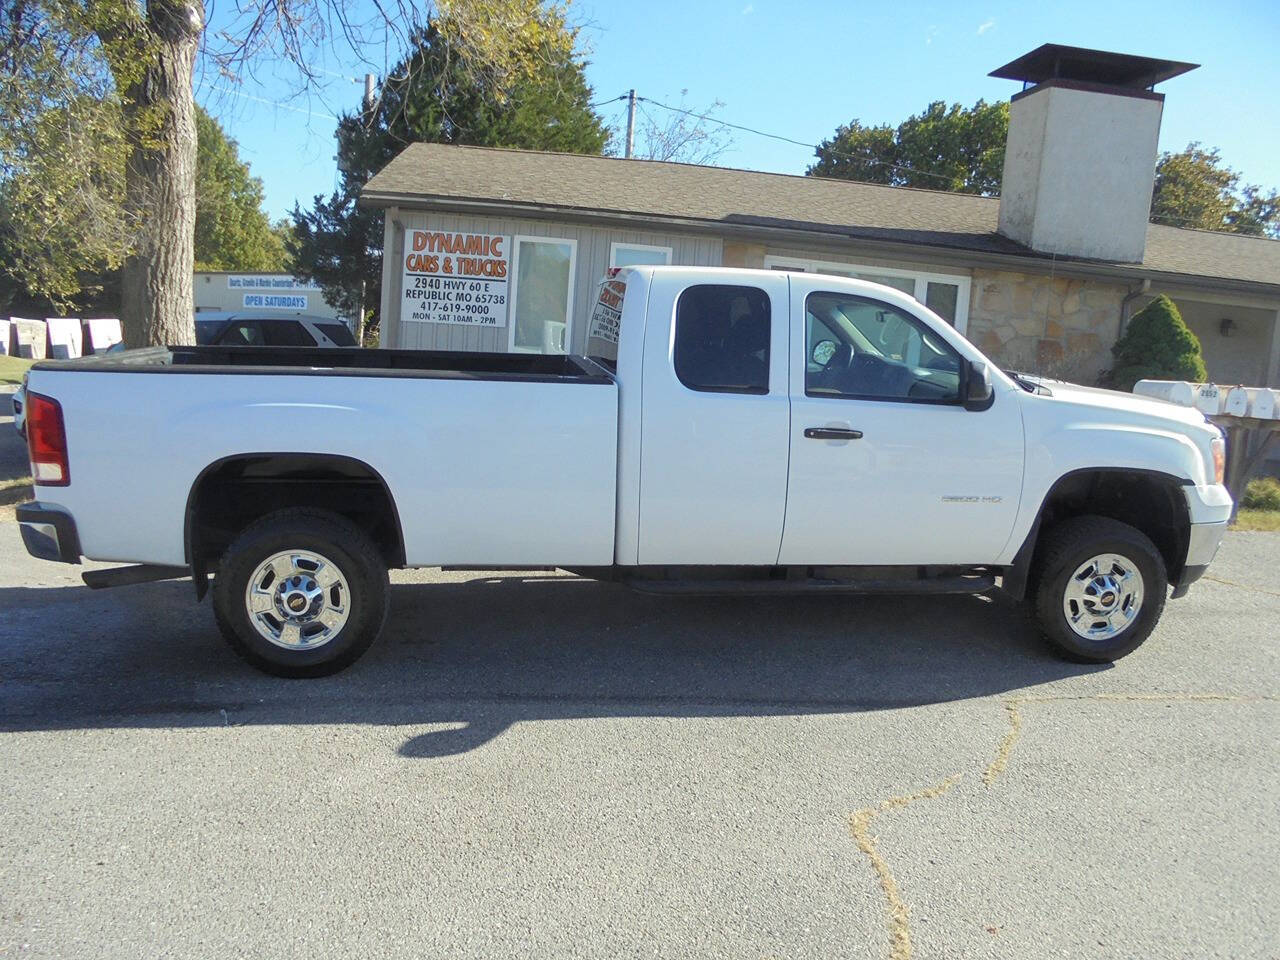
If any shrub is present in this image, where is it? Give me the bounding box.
[1241,476,1280,511]
[1108,295,1207,392]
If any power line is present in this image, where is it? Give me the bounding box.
[308,66,363,84]
[629,94,1277,234]
[635,95,971,189]
[206,84,339,121]
[638,96,814,152]
[590,93,628,110]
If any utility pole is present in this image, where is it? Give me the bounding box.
[624,89,637,159]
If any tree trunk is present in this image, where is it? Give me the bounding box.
[117,1,203,348]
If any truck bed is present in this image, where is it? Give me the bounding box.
[26,345,620,568]
[40,345,613,384]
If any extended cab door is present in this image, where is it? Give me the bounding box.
[637,272,791,564]
[779,276,1024,565]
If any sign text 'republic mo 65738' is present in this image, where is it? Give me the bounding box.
[401,229,510,327]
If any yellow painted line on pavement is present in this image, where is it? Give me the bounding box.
[850,691,1272,959]
[849,773,963,960]
[1202,574,1280,598]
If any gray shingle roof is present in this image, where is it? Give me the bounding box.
[362,143,1280,292]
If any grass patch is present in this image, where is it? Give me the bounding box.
[0,354,34,385]
[1241,476,1280,511]
[0,475,33,507]
[1233,509,1280,533]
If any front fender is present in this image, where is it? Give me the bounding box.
[999,422,1202,567]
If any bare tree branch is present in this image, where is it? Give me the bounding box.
[629,91,734,165]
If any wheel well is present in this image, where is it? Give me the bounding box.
[1026,470,1190,593]
[186,454,405,571]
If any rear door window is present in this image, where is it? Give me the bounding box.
[219,320,265,346]
[673,284,771,394]
[259,319,317,347]
[314,322,356,346]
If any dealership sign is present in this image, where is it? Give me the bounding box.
[401,229,509,326]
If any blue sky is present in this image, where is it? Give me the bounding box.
[197,0,1280,222]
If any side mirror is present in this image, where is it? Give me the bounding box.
[963,360,994,411]
[812,339,837,365]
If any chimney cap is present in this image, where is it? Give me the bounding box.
[989,43,1198,90]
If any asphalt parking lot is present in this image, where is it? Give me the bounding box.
[2,388,1277,959]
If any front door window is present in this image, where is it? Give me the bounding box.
[805,293,961,402]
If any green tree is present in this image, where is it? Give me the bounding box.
[1108,295,1207,392]
[0,3,128,313]
[1150,143,1280,238]
[193,106,286,271]
[809,100,1008,195]
[3,0,586,346]
[289,15,607,343]
[0,94,284,314]
[0,93,128,313]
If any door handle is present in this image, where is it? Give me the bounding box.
[804,427,863,440]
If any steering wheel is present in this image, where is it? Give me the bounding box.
[819,342,855,391]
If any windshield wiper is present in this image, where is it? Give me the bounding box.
[1004,369,1050,395]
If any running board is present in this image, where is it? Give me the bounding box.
[624,575,997,597]
[82,565,190,590]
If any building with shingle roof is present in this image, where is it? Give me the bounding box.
[362,45,1280,389]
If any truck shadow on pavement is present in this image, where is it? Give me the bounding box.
[0,574,1106,756]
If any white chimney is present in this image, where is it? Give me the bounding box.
[992,45,1197,263]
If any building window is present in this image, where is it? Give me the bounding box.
[763,255,971,333]
[610,242,672,268]
[673,284,771,394]
[509,236,577,354]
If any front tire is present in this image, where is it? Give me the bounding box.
[212,509,389,677]
[1032,516,1167,663]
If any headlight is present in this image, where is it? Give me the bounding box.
[1210,436,1226,485]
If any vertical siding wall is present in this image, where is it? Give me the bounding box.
[381,210,722,352]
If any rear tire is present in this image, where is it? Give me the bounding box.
[1032,515,1167,663]
[212,508,389,677]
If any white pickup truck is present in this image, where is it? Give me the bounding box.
[18,266,1231,676]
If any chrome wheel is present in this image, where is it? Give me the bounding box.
[1062,553,1144,641]
[244,550,351,650]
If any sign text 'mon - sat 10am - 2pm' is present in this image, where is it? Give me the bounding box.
[401,229,511,327]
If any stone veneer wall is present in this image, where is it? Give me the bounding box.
[966,268,1127,383]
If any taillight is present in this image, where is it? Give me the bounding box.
[1210,436,1226,485]
[26,391,69,486]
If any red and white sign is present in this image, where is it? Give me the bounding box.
[401,229,509,327]
[588,277,626,346]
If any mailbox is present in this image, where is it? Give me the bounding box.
[1134,380,1195,406]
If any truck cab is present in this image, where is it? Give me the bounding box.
[596,268,1024,568]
